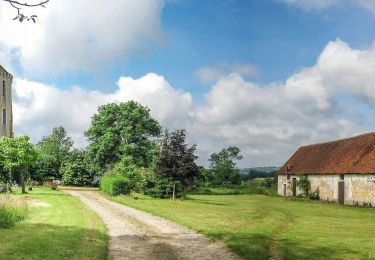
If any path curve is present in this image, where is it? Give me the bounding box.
[65,189,242,260]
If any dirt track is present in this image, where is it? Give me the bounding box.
[65,190,242,260]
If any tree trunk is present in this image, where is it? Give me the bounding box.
[20,168,26,194]
[172,182,176,200]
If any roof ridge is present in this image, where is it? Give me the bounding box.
[300,132,375,149]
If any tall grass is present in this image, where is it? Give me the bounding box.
[0,195,28,228]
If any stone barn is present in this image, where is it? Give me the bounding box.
[278,133,375,205]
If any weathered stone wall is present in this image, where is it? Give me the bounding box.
[278,174,375,205]
[0,66,13,137]
[346,174,375,205]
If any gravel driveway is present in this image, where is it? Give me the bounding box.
[65,189,242,260]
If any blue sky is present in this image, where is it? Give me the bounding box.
[2,0,375,166]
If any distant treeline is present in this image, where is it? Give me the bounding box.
[241,170,278,180]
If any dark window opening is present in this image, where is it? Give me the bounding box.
[2,109,6,125]
[2,80,4,97]
[340,174,344,180]
[287,174,291,180]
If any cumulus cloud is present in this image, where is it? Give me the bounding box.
[13,73,193,147]
[195,62,258,84]
[0,0,164,76]
[11,39,375,167]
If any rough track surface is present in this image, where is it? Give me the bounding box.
[65,190,242,260]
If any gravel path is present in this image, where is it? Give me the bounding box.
[65,190,242,260]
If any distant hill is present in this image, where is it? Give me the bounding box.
[240,167,279,175]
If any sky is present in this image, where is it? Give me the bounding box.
[2,0,375,167]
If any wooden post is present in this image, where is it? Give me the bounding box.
[172,182,176,200]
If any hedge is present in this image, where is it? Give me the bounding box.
[100,176,131,196]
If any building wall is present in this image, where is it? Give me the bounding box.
[278,174,375,205]
[0,67,13,137]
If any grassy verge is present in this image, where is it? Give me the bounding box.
[103,192,375,260]
[0,187,108,260]
[0,194,28,228]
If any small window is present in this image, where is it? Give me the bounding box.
[2,109,6,125]
[2,80,5,97]
[340,174,344,180]
[287,174,291,180]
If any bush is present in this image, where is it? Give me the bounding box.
[106,158,142,191]
[139,171,181,199]
[0,195,28,228]
[61,150,95,186]
[308,188,320,200]
[100,176,131,196]
[0,182,9,193]
[44,181,58,190]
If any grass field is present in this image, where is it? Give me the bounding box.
[106,193,375,260]
[0,187,108,260]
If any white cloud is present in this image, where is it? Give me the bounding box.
[13,73,193,147]
[11,39,375,167]
[195,62,258,84]
[0,0,164,76]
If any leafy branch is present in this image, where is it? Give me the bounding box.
[3,0,50,23]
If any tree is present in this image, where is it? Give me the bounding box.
[85,101,161,175]
[209,146,243,185]
[0,136,38,193]
[61,150,95,186]
[3,0,49,23]
[35,126,73,180]
[155,129,200,200]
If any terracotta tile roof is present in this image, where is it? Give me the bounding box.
[279,132,375,175]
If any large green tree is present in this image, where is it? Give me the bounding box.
[85,101,161,175]
[155,129,200,199]
[0,136,38,193]
[61,149,94,186]
[35,126,73,180]
[209,146,243,185]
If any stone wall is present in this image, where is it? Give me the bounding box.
[0,66,13,137]
[278,174,375,205]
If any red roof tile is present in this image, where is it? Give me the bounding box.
[279,132,375,175]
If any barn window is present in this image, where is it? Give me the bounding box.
[287,174,291,180]
[340,174,344,180]
[2,80,4,97]
[2,109,6,125]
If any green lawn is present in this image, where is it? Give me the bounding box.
[105,193,375,260]
[0,187,108,260]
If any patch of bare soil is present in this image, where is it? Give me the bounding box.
[65,190,242,260]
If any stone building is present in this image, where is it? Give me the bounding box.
[278,133,375,205]
[0,65,13,137]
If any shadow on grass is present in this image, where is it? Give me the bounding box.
[220,232,359,260]
[0,223,107,259]
[184,197,230,206]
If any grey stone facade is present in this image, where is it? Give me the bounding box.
[0,65,13,137]
[278,174,375,206]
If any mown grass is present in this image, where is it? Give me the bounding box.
[105,192,375,260]
[0,187,108,260]
[0,195,28,228]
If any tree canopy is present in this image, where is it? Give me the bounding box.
[35,126,73,180]
[3,0,49,22]
[85,101,161,174]
[209,146,243,185]
[0,136,38,193]
[155,129,200,199]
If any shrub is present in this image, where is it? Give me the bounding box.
[44,181,58,190]
[100,176,131,196]
[308,188,320,200]
[0,195,28,228]
[0,182,9,193]
[297,175,310,196]
[61,151,95,186]
[106,158,142,191]
[139,171,181,199]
